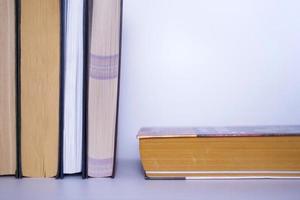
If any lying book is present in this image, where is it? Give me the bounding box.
[20,0,61,177]
[138,126,300,179]
[0,0,16,176]
[87,0,122,178]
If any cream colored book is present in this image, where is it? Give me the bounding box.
[0,0,16,176]
[20,0,60,177]
[88,0,122,177]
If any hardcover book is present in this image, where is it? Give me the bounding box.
[138,126,300,179]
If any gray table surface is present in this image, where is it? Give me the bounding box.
[1,159,300,200]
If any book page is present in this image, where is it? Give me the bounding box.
[0,0,16,176]
[88,0,121,177]
[21,0,60,177]
[63,0,84,174]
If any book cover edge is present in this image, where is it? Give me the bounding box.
[111,0,123,179]
[15,0,22,179]
[56,0,65,179]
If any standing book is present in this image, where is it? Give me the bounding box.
[62,0,84,176]
[19,0,61,177]
[87,0,122,177]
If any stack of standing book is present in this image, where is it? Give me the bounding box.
[0,0,122,178]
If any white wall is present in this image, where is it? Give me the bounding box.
[118,0,300,159]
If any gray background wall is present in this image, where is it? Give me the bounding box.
[118,0,300,159]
